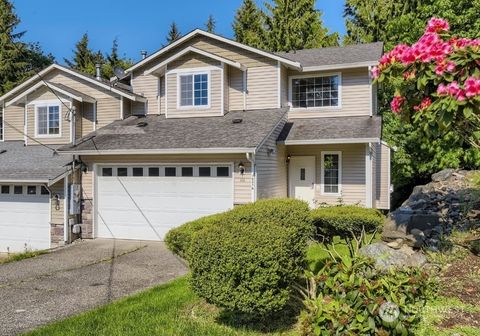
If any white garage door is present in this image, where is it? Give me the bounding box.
[96,165,234,240]
[0,185,50,252]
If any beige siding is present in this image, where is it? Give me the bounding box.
[81,154,252,205]
[224,65,229,112]
[122,97,132,119]
[131,74,158,115]
[280,65,289,107]
[375,142,391,209]
[131,101,145,115]
[169,53,220,69]
[229,67,244,111]
[287,68,371,118]
[3,105,24,141]
[246,65,279,110]
[166,68,223,118]
[287,144,367,206]
[96,97,121,128]
[49,179,65,246]
[80,102,95,136]
[256,117,288,199]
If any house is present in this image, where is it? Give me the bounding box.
[0,29,391,252]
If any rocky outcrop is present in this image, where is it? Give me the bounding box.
[382,169,480,251]
[359,242,427,270]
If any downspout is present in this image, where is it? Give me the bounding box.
[246,152,256,202]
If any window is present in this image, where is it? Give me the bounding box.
[165,167,176,177]
[102,168,113,177]
[199,167,211,177]
[217,167,230,177]
[14,185,23,194]
[179,73,209,107]
[291,75,340,108]
[36,104,60,136]
[1,185,10,194]
[27,186,37,195]
[322,152,341,194]
[148,167,160,177]
[300,168,306,181]
[132,168,144,177]
[181,167,194,177]
[117,168,128,177]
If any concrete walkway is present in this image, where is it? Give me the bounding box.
[0,239,188,335]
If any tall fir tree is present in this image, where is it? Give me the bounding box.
[166,22,182,45]
[205,15,216,33]
[264,0,339,52]
[232,0,266,49]
[0,0,53,94]
[103,38,133,79]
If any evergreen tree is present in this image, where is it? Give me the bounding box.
[103,38,133,79]
[264,0,339,52]
[64,33,102,75]
[232,0,266,49]
[205,15,216,33]
[166,22,182,44]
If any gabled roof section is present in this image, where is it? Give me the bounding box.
[144,46,246,75]
[6,81,97,107]
[0,64,147,105]
[275,42,384,71]
[126,29,302,73]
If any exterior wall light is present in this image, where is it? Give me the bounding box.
[286,154,291,164]
[238,162,245,175]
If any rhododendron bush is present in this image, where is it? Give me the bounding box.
[373,18,480,147]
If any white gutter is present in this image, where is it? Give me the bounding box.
[280,138,381,145]
[58,147,257,155]
[0,179,49,184]
[302,61,379,72]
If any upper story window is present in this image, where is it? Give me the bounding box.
[36,103,60,137]
[291,74,340,109]
[179,73,209,108]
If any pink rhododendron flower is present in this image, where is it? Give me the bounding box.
[426,18,450,34]
[465,77,480,98]
[437,83,448,96]
[435,61,456,75]
[414,97,432,111]
[403,71,416,80]
[447,81,460,96]
[456,90,466,101]
[391,96,406,114]
[371,66,380,79]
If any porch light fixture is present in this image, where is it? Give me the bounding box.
[238,162,245,175]
[286,154,291,164]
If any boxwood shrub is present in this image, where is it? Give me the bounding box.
[311,206,384,242]
[188,198,314,317]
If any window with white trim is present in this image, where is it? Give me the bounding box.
[36,104,60,136]
[322,152,341,194]
[179,73,209,107]
[292,75,339,108]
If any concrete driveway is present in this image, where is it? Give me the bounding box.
[0,239,188,336]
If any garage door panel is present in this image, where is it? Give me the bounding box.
[96,167,234,241]
[0,195,50,252]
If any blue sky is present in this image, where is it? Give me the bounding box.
[13,0,346,64]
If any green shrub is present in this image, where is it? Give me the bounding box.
[311,206,384,242]
[300,241,435,335]
[165,213,223,259]
[188,198,313,317]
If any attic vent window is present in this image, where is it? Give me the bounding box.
[232,118,243,124]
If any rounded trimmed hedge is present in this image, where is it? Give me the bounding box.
[311,205,384,242]
[187,198,313,316]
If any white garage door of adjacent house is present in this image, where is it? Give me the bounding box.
[0,185,51,252]
[96,164,234,240]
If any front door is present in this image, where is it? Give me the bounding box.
[289,156,316,207]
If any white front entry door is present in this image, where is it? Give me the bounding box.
[0,185,50,252]
[289,156,316,207]
[96,165,234,241]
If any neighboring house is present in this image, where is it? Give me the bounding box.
[0,29,391,252]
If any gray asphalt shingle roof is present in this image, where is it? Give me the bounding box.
[276,42,384,67]
[59,108,288,152]
[0,142,72,182]
[277,116,382,143]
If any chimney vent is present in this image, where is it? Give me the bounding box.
[141,50,148,60]
[95,64,102,80]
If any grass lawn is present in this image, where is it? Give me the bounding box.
[24,276,298,336]
[0,250,48,265]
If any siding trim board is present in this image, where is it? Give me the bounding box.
[281,138,380,145]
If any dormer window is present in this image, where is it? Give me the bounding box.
[290,74,341,109]
[178,72,209,108]
[35,102,61,137]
